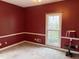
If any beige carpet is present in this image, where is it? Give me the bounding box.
[0,42,78,59]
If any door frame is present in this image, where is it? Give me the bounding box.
[45,13,62,47]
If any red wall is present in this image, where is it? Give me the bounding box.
[0,0,79,52]
[0,1,25,48]
[25,0,79,51]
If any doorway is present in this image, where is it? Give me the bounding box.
[46,13,62,47]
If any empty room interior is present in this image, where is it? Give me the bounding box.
[0,0,79,59]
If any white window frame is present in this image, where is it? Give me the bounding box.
[45,13,62,47]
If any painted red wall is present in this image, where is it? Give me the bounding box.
[0,1,25,48]
[25,0,79,51]
[1,0,79,52]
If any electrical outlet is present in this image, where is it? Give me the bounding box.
[34,38,37,40]
[0,43,2,46]
[75,45,78,48]
[5,42,7,44]
[36,38,41,42]
[37,38,41,42]
[34,38,42,42]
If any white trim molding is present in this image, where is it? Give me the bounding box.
[0,32,25,39]
[0,41,25,51]
[62,36,79,40]
[0,32,79,54]
[0,40,79,54]
[25,41,79,54]
[0,32,45,39]
[23,32,45,36]
[0,32,45,51]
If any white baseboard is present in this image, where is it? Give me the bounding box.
[0,40,79,54]
[0,41,25,51]
[24,41,79,54]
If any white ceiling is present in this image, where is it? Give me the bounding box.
[2,0,63,7]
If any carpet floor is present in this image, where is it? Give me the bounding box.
[0,42,79,59]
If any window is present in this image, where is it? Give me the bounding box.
[46,13,62,47]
